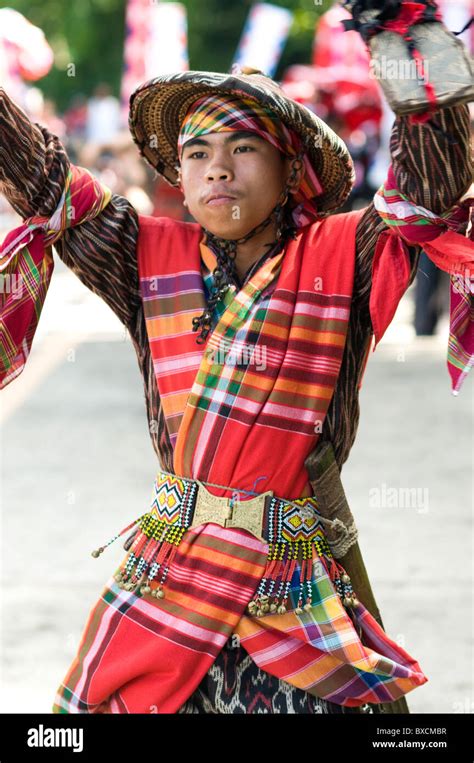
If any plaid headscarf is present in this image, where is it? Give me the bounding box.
[177,93,324,227]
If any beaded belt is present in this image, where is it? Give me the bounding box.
[92,470,359,617]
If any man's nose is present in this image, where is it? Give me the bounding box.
[205,156,234,182]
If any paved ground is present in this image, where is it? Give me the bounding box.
[0,258,472,714]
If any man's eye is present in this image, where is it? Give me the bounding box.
[189,151,206,159]
[235,145,253,153]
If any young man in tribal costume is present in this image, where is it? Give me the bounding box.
[0,1,472,714]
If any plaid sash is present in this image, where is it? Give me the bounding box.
[0,165,112,387]
[138,210,364,500]
[373,166,474,394]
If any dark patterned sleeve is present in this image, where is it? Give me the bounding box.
[322,103,472,469]
[0,87,141,330]
[351,103,473,331]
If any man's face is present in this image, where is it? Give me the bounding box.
[179,130,293,238]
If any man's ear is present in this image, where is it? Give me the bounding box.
[285,156,305,194]
[176,164,186,194]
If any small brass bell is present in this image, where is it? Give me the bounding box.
[341,573,351,584]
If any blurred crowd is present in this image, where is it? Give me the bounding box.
[0,80,187,236]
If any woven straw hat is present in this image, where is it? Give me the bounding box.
[128,67,355,215]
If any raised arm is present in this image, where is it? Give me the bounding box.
[352,100,472,333]
[0,87,141,330]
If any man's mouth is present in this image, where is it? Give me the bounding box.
[205,192,238,206]
[207,197,235,206]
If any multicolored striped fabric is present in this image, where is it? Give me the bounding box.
[50,208,425,713]
[178,93,324,227]
[53,512,427,713]
[138,209,363,500]
[176,635,372,714]
[0,165,111,387]
[373,166,474,394]
[53,523,268,713]
[233,570,427,707]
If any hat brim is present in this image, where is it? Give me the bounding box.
[128,70,355,214]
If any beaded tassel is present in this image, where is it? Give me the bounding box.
[246,537,359,617]
[318,555,360,609]
[247,540,315,616]
[294,540,313,614]
[91,512,149,559]
[114,519,187,598]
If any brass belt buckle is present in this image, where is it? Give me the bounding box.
[190,482,232,529]
[190,481,272,544]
